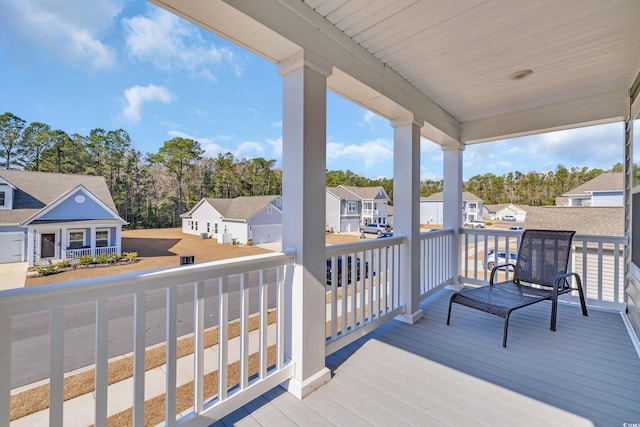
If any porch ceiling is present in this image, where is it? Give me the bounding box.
[151,0,640,145]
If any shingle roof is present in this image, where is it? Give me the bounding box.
[564,172,623,195]
[340,185,388,200]
[0,170,118,225]
[422,191,482,202]
[524,206,623,236]
[326,187,359,201]
[204,195,281,221]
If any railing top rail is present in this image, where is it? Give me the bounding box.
[460,228,626,244]
[420,228,453,238]
[325,234,406,257]
[0,251,294,318]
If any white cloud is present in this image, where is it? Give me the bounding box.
[267,137,282,159]
[327,138,393,168]
[122,84,176,122]
[361,110,380,129]
[1,0,121,70]
[122,7,241,80]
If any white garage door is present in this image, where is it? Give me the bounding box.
[340,219,360,233]
[251,225,282,244]
[0,233,23,264]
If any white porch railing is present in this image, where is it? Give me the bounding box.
[65,246,118,261]
[0,251,294,427]
[419,229,455,299]
[460,229,626,310]
[2,228,628,426]
[324,235,405,355]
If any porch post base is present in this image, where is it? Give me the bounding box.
[396,309,424,324]
[446,282,465,291]
[286,367,331,399]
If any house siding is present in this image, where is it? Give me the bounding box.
[573,246,624,303]
[325,195,341,232]
[420,201,443,225]
[591,192,623,207]
[40,191,114,220]
[183,203,220,236]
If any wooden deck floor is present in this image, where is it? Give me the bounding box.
[213,288,640,427]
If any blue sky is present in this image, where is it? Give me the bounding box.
[0,0,626,181]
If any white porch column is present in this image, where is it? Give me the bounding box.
[443,144,465,290]
[115,226,122,254]
[392,116,424,323]
[278,49,332,399]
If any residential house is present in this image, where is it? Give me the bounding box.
[340,185,390,226]
[181,195,282,245]
[420,191,483,225]
[326,185,390,232]
[0,170,126,266]
[326,186,360,233]
[561,172,623,207]
[525,206,624,303]
[485,203,528,221]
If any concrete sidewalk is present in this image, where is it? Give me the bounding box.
[0,262,27,290]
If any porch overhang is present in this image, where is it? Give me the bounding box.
[150,0,640,145]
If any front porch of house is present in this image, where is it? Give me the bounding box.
[26,223,123,266]
[1,230,638,426]
[217,288,640,427]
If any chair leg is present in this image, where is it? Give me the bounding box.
[574,275,588,317]
[503,314,510,348]
[447,298,454,325]
[550,295,558,331]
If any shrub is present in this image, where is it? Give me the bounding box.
[123,252,138,261]
[95,254,110,264]
[36,265,57,276]
[485,221,493,227]
[77,255,95,265]
[56,259,71,269]
[109,253,124,263]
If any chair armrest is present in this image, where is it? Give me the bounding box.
[489,263,511,284]
[552,271,581,297]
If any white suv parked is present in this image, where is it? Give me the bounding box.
[360,223,391,234]
[484,250,518,270]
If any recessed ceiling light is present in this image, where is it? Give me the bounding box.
[509,69,533,81]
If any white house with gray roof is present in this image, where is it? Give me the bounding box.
[420,191,484,225]
[326,185,390,233]
[0,170,127,266]
[181,195,282,245]
[561,172,623,207]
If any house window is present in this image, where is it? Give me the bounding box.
[96,230,109,247]
[195,221,198,231]
[267,205,273,214]
[275,198,282,207]
[207,222,210,233]
[68,231,85,249]
[190,221,194,230]
[347,201,357,212]
[0,191,5,207]
[214,223,219,234]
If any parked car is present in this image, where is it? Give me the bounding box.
[360,223,391,234]
[326,256,368,285]
[463,221,486,228]
[502,215,516,221]
[484,250,518,270]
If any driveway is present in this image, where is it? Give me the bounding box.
[0,262,28,290]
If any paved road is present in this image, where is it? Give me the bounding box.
[10,269,278,389]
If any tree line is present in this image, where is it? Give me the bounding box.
[1,111,620,228]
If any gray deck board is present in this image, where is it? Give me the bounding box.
[214,288,640,427]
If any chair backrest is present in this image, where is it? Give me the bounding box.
[513,229,575,286]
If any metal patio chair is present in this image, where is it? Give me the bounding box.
[447,229,588,347]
